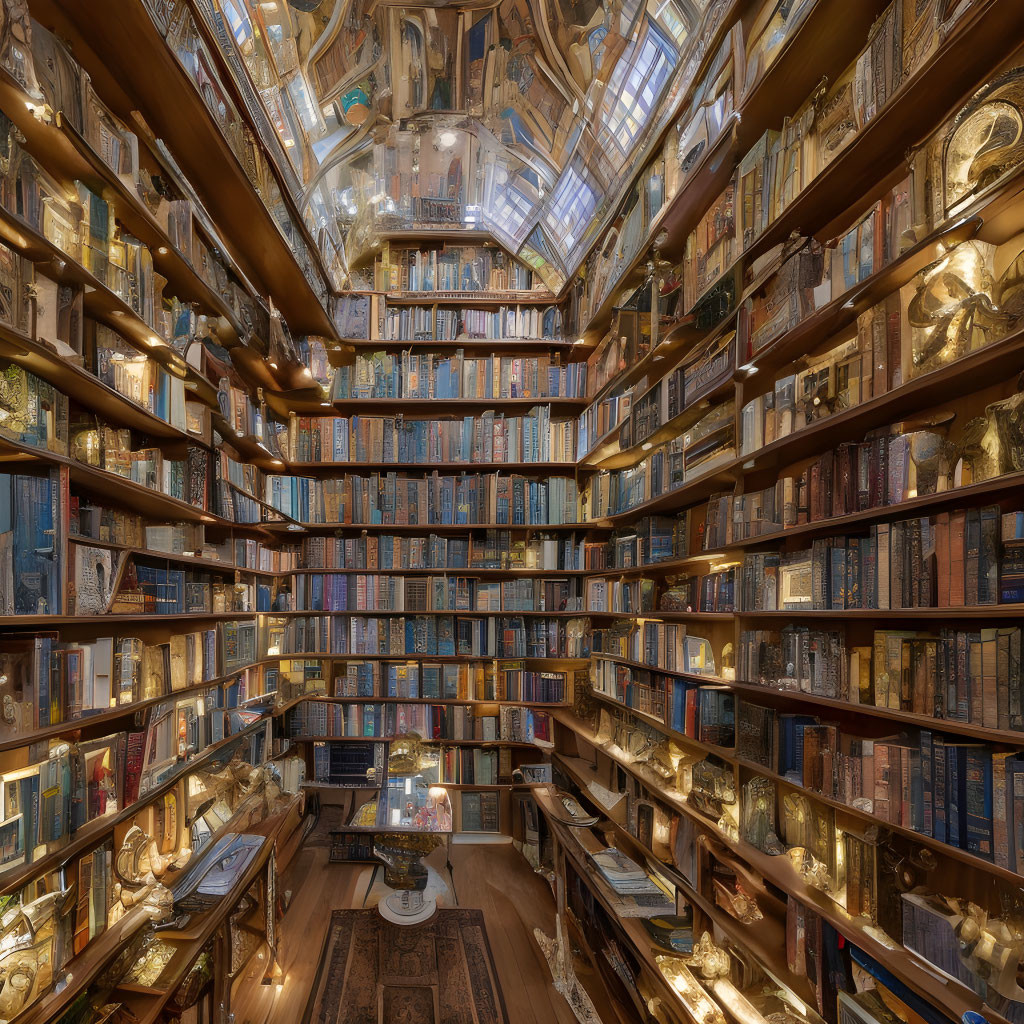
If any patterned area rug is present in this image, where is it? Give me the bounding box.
[301,908,510,1023]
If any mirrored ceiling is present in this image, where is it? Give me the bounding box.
[207,0,723,288]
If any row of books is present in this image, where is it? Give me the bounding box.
[73,551,270,616]
[660,566,735,614]
[737,171,914,363]
[69,426,259,524]
[94,325,190,434]
[739,242,1018,458]
[702,416,1004,550]
[217,379,268,441]
[738,699,1023,868]
[583,514,691,570]
[739,623,1024,732]
[575,386,638,460]
[735,504,1015,612]
[20,16,258,328]
[331,659,575,703]
[294,532,588,571]
[276,408,576,465]
[381,304,562,340]
[591,658,735,748]
[584,576,657,614]
[268,614,591,659]
[70,499,277,573]
[289,699,548,742]
[584,401,736,519]
[0,359,70,455]
[618,331,736,453]
[374,244,536,294]
[288,573,582,613]
[0,622,275,736]
[310,741,510,787]
[0,696,277,870]
[591,621,716,677]
[330,351,587,400]
[682,0,948,312]
[3,144,159,326]
[263,472,580,526]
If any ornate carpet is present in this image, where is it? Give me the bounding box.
[301,908,511,1023]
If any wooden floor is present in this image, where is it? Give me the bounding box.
[230,837,577,1024]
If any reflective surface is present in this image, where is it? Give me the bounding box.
[197,0,734,280]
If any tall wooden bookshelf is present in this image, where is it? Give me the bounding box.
[2,1,1024,1024]
[540,2,1024,1024]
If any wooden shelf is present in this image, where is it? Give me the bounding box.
[0,610,260,628]
[280,460,576,474]
[264,652,590,666]
[743,323,1024,479]
[0,702,297,897]
[551,752,822,1012]
[576,692,735,760]
[110,796,302,1024]
[285,565,588,577]
[67,535,250,573]
[304,696,568,707]
[584,374,735,472]
[383,292,558,307]
[742,0,1024,270]
[292,735,536,747]
[601,468,1024,578]
[588,608,733,621]
[585,455,742,525]
[327,397,588,414]
[0,435,268,532]
[341,338,579,353]
[270,608,586,618]
[0,323,202,443]
[534,785,725,1024]
[0,673,283,758]
[732,752,1024,888]
[589,653,729,686]
[32,0,335,338]
[553,709,1014,1024]
[743,213,983,379]
[0,65,247,342]
[0,205,219,409]
[726,680,1024,747]
[263,521,603,534]
[586,318,1024,530]
[579,0,893,336]
[735,604,1024,620]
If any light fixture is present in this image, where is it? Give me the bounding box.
[156,246,168,255]
[439,131,457,147]
[641,442,653,451]
[269,361,278,369]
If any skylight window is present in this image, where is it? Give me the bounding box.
[598,20,676,155]
[543,162,598,260]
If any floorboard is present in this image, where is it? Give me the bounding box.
[229,836,576,1024]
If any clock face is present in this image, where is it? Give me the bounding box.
[945,100,1023,210]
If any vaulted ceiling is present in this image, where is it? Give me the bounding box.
[207,0,722,287]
